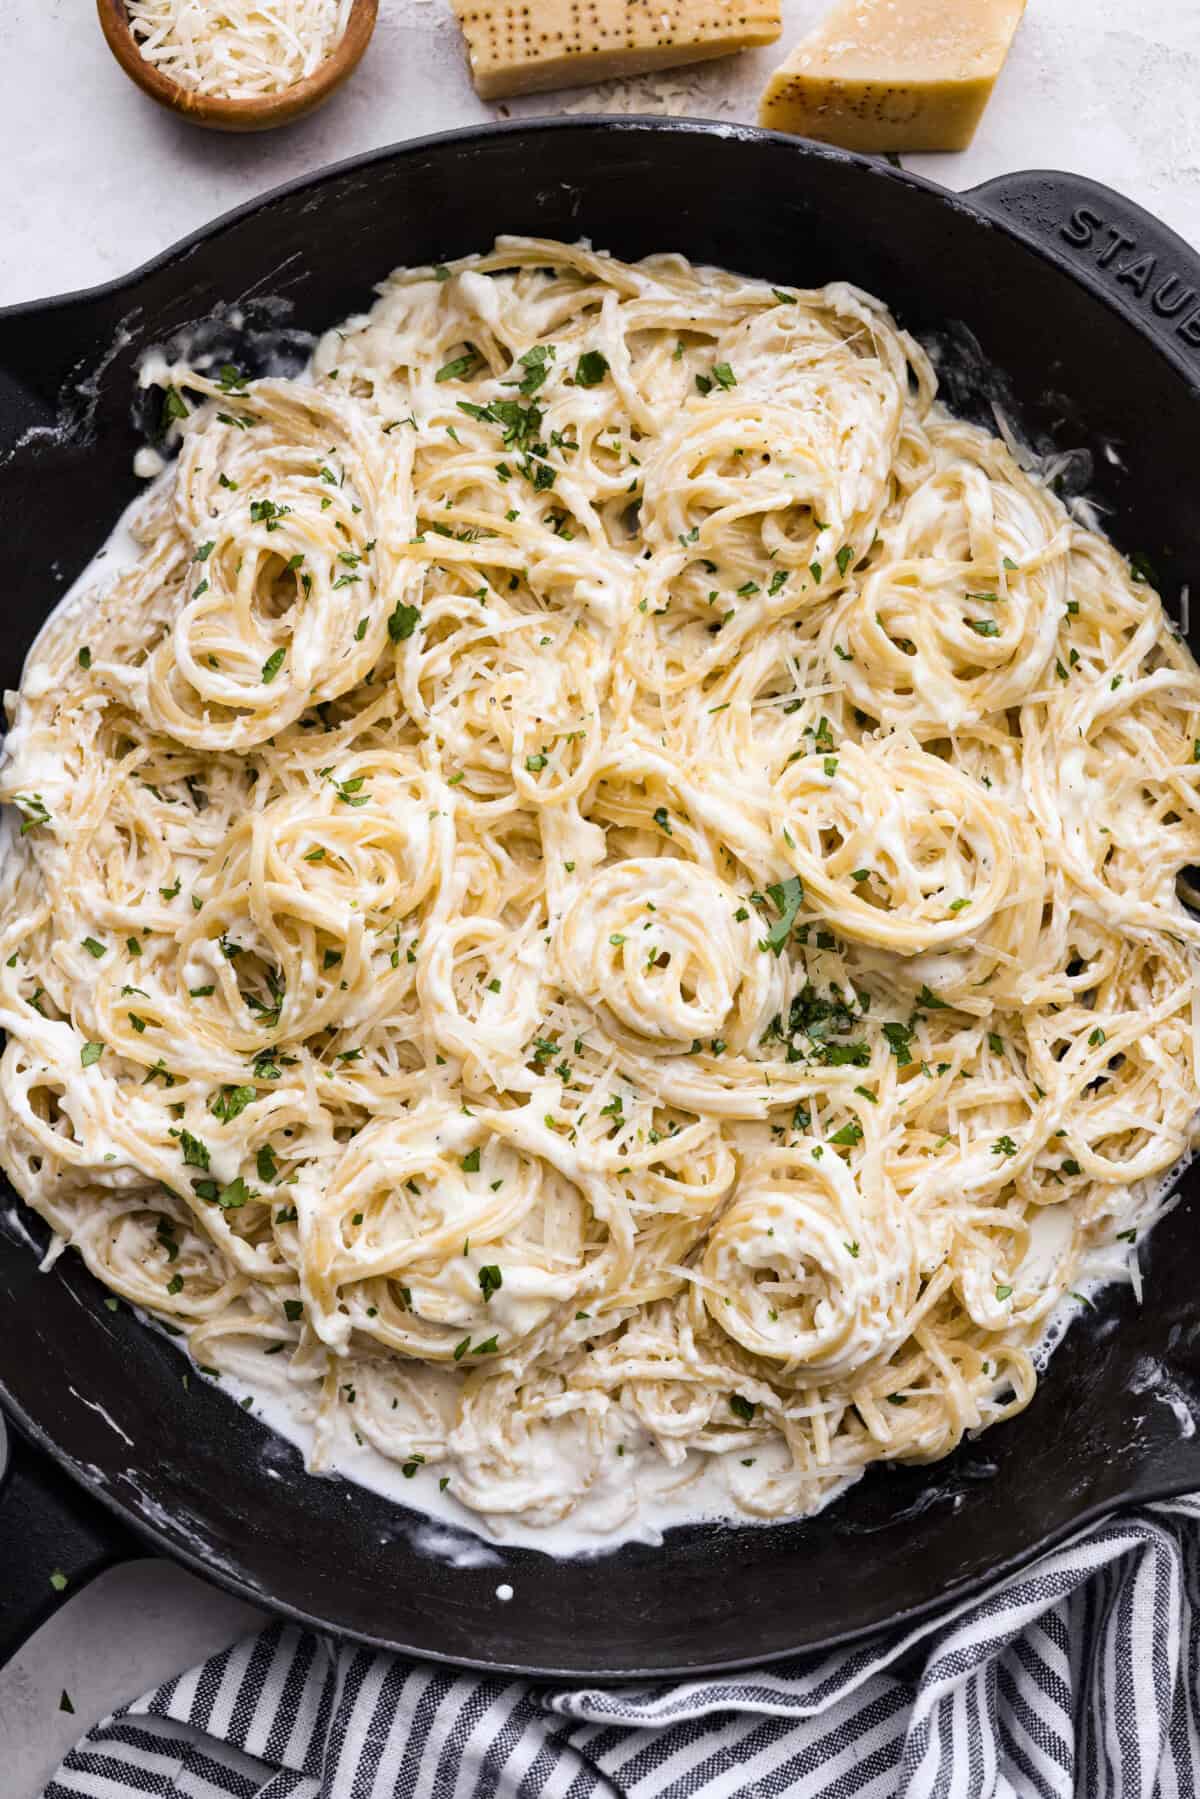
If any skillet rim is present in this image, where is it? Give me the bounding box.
[8,111,1199,399]
[6,1377,1200,1682]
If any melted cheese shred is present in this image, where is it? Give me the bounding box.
[5,237,1200,1536]
[125,0,352,98]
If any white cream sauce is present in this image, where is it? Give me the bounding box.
[210,1347,862,1555]
[13,493,1198,1561]
[8,263,1200,1564]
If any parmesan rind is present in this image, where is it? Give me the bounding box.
[758,0,1026,153]
[450,0,782,101]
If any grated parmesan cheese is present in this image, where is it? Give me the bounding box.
[560,66,736,116]
[125,0,353,99]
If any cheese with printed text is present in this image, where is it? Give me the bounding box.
[450,0,782,99]
[759,0,1026,152]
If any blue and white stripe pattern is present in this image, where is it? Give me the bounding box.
[44,1496,1200,1798]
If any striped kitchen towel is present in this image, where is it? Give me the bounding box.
[43,1495,1200,1799]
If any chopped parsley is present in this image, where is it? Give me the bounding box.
[478,1264,503,1302]
[180,1129,211,1170]
[435,349,480,383]
[575,350,609,388]
[249,498,291,531]
[211,1084,255,1124]
[760,875,804,956]
[324,771,371,808]
[387,600,421,643]
[15,794,51,835]
[215,1177,252,1211]
[695,361,736,395]
[511,343,554,396]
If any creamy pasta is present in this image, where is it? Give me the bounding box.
[3,237,1199,1536]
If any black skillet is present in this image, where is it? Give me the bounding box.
[4,119,1200,1680]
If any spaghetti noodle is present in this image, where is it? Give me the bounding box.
[3,237,1198,1533]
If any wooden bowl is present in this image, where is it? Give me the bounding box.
[96,0,378,132]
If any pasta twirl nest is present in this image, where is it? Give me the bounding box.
[3,237,1200,1540]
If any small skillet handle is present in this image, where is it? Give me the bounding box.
[0,1413,138,1666]
[968,169,1200,387]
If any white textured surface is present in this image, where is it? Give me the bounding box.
[0,1561,268,1799]
[1,1,1199,307]
[1,1,1200,1793]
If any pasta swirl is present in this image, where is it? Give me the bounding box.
[2,236,1198,1540]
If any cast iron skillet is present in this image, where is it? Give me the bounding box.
[3,119,1200,1680]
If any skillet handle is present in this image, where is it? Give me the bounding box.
[968,169,1200,385]
[0,1413,138,1666]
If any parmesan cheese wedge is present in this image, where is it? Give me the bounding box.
[758,0,1026,153]
[451,0,782,101]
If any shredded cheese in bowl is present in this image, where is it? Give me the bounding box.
[125,0,354,99]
